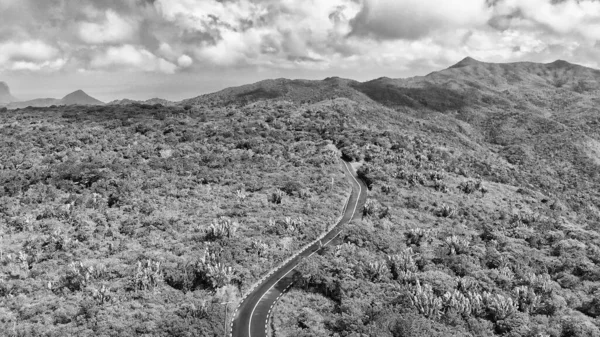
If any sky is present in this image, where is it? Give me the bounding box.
[2,0,600,102]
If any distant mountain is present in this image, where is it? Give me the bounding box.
[418,57,600,93]
[448,56,483,69]
[61,89,104,106]
[179,77,369,107]
[0,82,18,104]
[108,98,138,105]
[8,98,59,108]
[178,57,600,112]
[108,97,174,106]
[7,89,104,109]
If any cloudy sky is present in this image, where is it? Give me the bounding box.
[2,0,600,101]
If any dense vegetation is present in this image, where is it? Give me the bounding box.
[0,103,351,336]
[4,59,600,337]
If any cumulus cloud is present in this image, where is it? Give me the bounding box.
[78,9,139,44]
[492,0,600,41]
[0,40,58,62]
[153,0,361,68]
[0,40,66,72]
[177,54,193,68]
[350,0,492,40]
[3,0,600,82]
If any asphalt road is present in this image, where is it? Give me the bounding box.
[230,160,368,337]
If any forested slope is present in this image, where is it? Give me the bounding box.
[4,58,600,336]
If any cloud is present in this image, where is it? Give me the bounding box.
[3,0,600,81]
[177,54,193,68]
[91,44,177,73]
[10,58,67,72]
[78,9,139,44]
[0,40,58,63]
[492,0,600,41]
[349,0,492,40]
[0,40,67,72]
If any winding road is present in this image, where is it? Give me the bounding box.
[230,160,368,337]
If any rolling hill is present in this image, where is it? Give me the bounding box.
[180,57,600,114]
[108,97,174,106]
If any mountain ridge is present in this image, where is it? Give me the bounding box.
[177,58,600,112]
[6,89,104,109]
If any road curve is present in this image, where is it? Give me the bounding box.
[230,160,368,337]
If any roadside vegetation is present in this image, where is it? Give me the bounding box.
[0,103,351,336]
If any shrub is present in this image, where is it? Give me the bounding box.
[250,240,268,257]
[560,315,600,337]
[196,248,234,289]
[91,284,112,304]
[436,204,457,218]
[406,228,434,246]
[207,217,238,240]
[433,180,449,193]
[281,181,304,196]
[442,289,472,316]
[510,212,539,225]
[202,262,234,289]
[130,259,163,292]
[363,199,378,217]
[60,261,104,292]
[444,235,471,255]
[408,281,443,319]
[482,292,517,322]
[271,189,285,204]
[364,261,389,282]
[457,180,487,195]
[281,216,302,234]
[398,170,425,186]
[513,286,540,313]
[298,188,312,199]
[388,248,418,280]
[381,183,392,194]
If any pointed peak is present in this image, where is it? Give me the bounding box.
[449,56,483,69]
[61,89,104,105]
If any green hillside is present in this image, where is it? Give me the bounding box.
[4,57,600,336]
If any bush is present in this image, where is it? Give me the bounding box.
[281,181,304,196]
[129,259,163,292]
[271,189,285,204]
[560,315,600,337]
[457,180,487,195]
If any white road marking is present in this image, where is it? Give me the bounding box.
[246,161,363,337]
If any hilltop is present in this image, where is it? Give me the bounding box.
[61,89,104,106]
[180,77,369,106]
